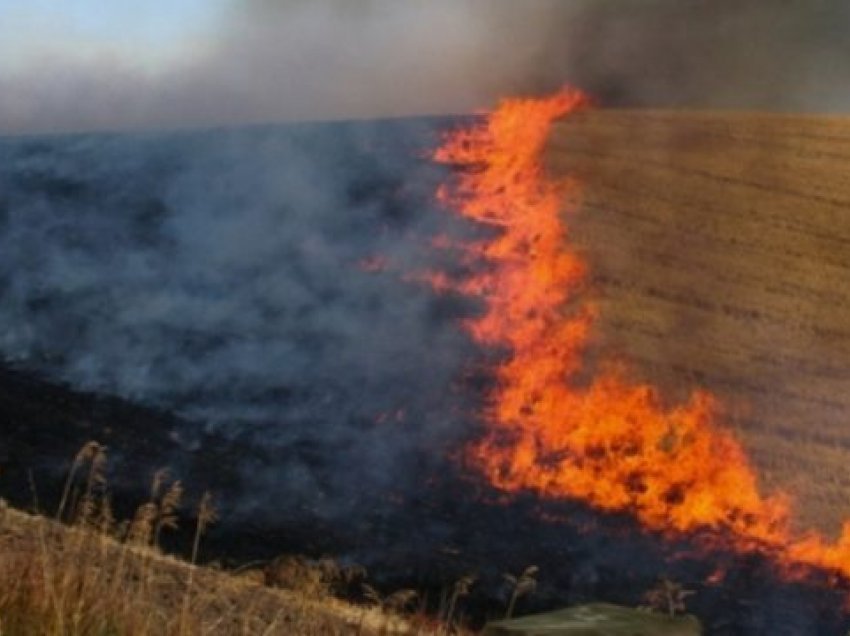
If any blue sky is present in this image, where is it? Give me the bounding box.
[0,0,227,72]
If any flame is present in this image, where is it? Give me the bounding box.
[432,87,850,581]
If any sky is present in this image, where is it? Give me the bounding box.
[1,0,849,134]
[0,1,224,72]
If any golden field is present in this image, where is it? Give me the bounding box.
[548,110,850,535]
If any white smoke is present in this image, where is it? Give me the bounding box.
[3,0,848,135]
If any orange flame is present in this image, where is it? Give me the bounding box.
[432,87,850,581]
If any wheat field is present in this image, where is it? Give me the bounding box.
[547,110,850,535]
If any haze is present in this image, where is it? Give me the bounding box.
[1,0,849,134]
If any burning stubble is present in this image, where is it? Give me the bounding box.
[430,88,850,588]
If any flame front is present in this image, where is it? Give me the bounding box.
[432,88,850,582]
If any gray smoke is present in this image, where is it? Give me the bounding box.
[2,0,849,135]
[546,0,850,112]
[0,118,481,518]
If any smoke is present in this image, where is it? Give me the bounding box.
[549,0,850,112]
[0,118,482,519]
[0,0,570,134]
[2,0,849,134]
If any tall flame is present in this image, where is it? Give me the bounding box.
[432,88,850,581]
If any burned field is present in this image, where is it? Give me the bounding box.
[2,102,850,634]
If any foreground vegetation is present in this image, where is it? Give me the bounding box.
[0,442,450,635]
[0,441,703,634]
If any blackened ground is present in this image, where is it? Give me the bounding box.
[0,116,484,535]
[2,116,850,634]
[1,364,848,635]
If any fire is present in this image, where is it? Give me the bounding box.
[432,87,850,581]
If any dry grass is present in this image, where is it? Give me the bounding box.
[0,444,455,635]
[547,109,850,535]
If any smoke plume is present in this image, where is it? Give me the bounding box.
[0,118,482,519]
[1,0,849,134]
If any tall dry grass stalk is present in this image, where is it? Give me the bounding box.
[179,491,217,633]
[503,565,538,619]
[1,441,414,635]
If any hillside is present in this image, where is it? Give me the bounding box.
[0,499,424,635]
[547,110,850,534]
